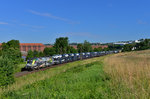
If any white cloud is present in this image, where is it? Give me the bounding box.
[137,20,147,25]
[28,10,80,24]
[20,24,45,29]
[60,32,100,39]
[0,22,8,25]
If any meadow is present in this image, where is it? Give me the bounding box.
[1,50,150,98]
[104,50,150,98]
[1,56,110,98]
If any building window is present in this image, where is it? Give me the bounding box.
[33,46,37,51]
[38,46,41,51]
[23,46,26,51]
[28,46,31,50]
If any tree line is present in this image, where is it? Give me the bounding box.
[122,39,150,52]
[26,37,117,59]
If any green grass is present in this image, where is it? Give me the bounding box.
[3,51,149,99]
[14,63,26,73]
[1,57,102,95]
[2,59,112,99]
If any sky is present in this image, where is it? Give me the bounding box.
[0,0,150,44]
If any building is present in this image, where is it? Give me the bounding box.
[0,43,45,52]
[92,45,108,49]
[113,42,128,45]
[44,44,53,48]
[134,40,141,43]
[20,43,45,52]
[70,45,77,49]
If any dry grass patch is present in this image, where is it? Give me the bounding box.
[104,50,150,98]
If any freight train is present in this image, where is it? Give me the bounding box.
[22,50,119,71]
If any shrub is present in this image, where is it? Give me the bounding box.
[0,57,14,87]
[26,50,34,60]
[1,40,22,64]
[2,48,22,65]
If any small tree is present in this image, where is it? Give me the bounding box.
[43,47,56,56]
[93,47,102,52]
[54,37,69,54]
[33,50,39,57]
[77,44,83,53]
[122,44,133,52]
[1,40,22,64]
[103,47,109,51]
[0,57,14,87]
[0,50,2,56]
[70,46,77,53]
[83,40,92,52]
[39,51,44,57]
[26,50,34,60]
[2,48,22,65]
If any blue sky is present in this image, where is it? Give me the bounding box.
[0,0,150,44]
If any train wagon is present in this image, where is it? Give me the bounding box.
[22,50,119,71]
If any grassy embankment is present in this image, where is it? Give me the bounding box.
[1,50,150,98]
[1,56,111,98]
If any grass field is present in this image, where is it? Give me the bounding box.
[1,50,150,98]
[1,57,109,98]
[104,50,150,98]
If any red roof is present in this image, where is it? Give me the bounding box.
[20,43,45,46]
[0,43,45,46]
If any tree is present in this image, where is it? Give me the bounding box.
[54,37,69,54]
[77,44,83,53]
[66,46,71,54]
[138,39,150,50]
[0,50,2,56]
[103,47,109,51]
[0,57,14,87]
[122,39,150,52]
[0,40,22,87]
[83,40,92,52]
[5,40,20,49]
[39,51,44,57]
[26,50,34,60]
[33,50,39,57]
[108,44,123,50]
[43,47,56,56]
[122,44,133,52]
[68,46,77,53]
[1,40,22,64]
[93,47,102,52]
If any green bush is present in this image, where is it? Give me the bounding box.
[0,57,14,87]
[26,50,34,60]
[1,40,22,65]
[2,48,22,65]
